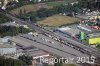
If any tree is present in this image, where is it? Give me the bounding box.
[0,56,27,66]
[96,43,100,49]
[30,15,37,23]
[0,25,33,37]
[19,9,23,17]
[24,9,26,14]
[0,14,12,24]
[19,55,33,65]
[43,63,49,66]
[36,8,48,18]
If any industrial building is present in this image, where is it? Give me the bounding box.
[0,44,16,55]
[0,36,17,56]
[0,36,11,44]
[89,37,100,45]
[77,25,92,32]
[56,27,81,37]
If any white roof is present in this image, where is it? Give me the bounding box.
[58,27,80,35]
[58,27,71,31]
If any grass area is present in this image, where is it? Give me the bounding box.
[10,3,52,15]
[46,0,77,7]
[10,4,36,15]
[37,15,80,27]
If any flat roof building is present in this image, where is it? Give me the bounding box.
[57,27,81,36]
[0,36,11,44]
[0,44,16,55]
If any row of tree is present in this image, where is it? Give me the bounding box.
[0,14,12,24]
[0,25,33,37]
[77,0,100,10]
[0,55,34,66]
[0,56,27,66]
[0,55,76,66]
[18,55,33,65]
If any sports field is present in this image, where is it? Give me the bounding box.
[37,15,80,27]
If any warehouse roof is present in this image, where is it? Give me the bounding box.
[58,27,80,35]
